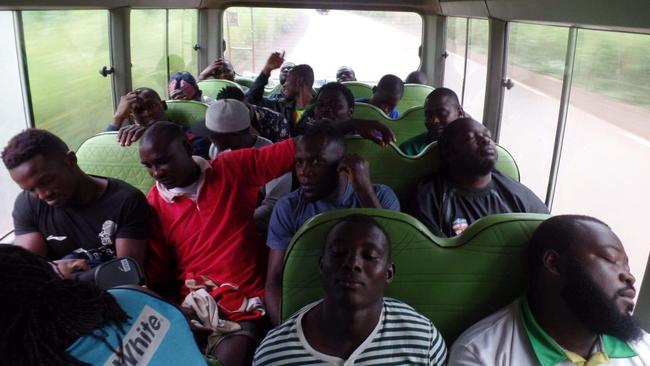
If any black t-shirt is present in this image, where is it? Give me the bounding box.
[12,178,149,260]
[410,170,549,237]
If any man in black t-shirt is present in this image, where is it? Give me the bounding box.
[2,129,149,276]
[410,118,548,237]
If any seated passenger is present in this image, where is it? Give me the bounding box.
[168,70,216,104]
[264,123,400,324]
[205,99,291,233]
[355,74,404,119]
[335,66,357,82]
[198,57,236,82]
[400,87,466,156]
[142,120,393,366]
[247,54,315,131]
[410,118,547,237]
[247,52,292,101]
[405,70,429,85]
[108,87,210,158]
[2,129,148,272]
[217,86,290,142]
[254,214,447,365]
[0,245,205,365]
[294,81,355,134]
[449,215,650,365]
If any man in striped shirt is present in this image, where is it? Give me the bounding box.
[254,214,447,365]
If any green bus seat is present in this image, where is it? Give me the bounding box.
[397,83,434,112]
[352,103,426,143]
[76,132,154,194]
[234,76,254,89]
[197,79,243,99]
[344,136,520,205]
[281,209,550,343]
[164,100,208,129]
[264,83,282,96]
[342,81,373,99]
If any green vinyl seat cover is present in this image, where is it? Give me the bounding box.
[281,209,551,343]
[352,103,427,144]
[197,79,243,99]
[164,100,208,129]
[76,132,154,194]
[397,83,435,112]
[234,76,254,89]
[342,81,373,99]
[344,136,520,206]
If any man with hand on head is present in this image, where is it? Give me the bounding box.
[168,71,216,105]
[108,87,210,158]
[400,87,466,156]
[255,214,447,366]
[449,215,650,365]
[198,58,236,82]
[2,129,148,276]
[264,123,400,325]
[410,118,547,237]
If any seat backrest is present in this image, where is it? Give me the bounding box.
[342,81,373,99]
[344,136,520,205]
[76,132,153,194]
[352,103,427,143]
[234,76,254,89]
[281,209,549,343]
[264,83,282,96]
[397,83,434,112]
[197,79,243,98]
[164,100,208,128]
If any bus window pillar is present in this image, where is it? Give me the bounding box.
[482,18,508,142]
[109,7,132,109]
[198,8,224,73]
[421,14,447,87]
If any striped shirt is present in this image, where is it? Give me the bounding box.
[254,297,447,366]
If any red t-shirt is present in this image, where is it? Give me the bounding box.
[147,139,295,306]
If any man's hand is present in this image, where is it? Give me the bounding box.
[349,119,396,147]
[199,58,226,81]
[338,154,374,194]
[117,124,147,146]
[112,91,139,128]
[54,259,90,279]
[262,51,285,75]
[338,154,382,208]
[169,88,191,100]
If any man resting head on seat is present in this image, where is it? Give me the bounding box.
[2,129,148,274]
[140,120,394,366]
[168,70,215,105]
[400,87,466,156]
[206,98,291,233]
[0,245,205,366]
[336,66,356,82]
[255,214,447,365]
[449,215,650,365]
[356,74,404,119]
[198,57,236,81]
[264,123,400,325]
[409,118,547,237]
[405,70,429,85]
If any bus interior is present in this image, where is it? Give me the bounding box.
[0,0,649,355]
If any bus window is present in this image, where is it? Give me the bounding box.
[222,7,422,85]
[0,11,29,236]
[131,9,198,97]
[500,23,569,199]
[553,29,650,283]
[462,18,488,122]
[443,17,467,95]
[22,10,113,151]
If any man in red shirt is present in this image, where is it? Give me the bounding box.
[140,101,394,366]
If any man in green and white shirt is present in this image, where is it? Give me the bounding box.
[254,214,447,365]
[449,215,650,365]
